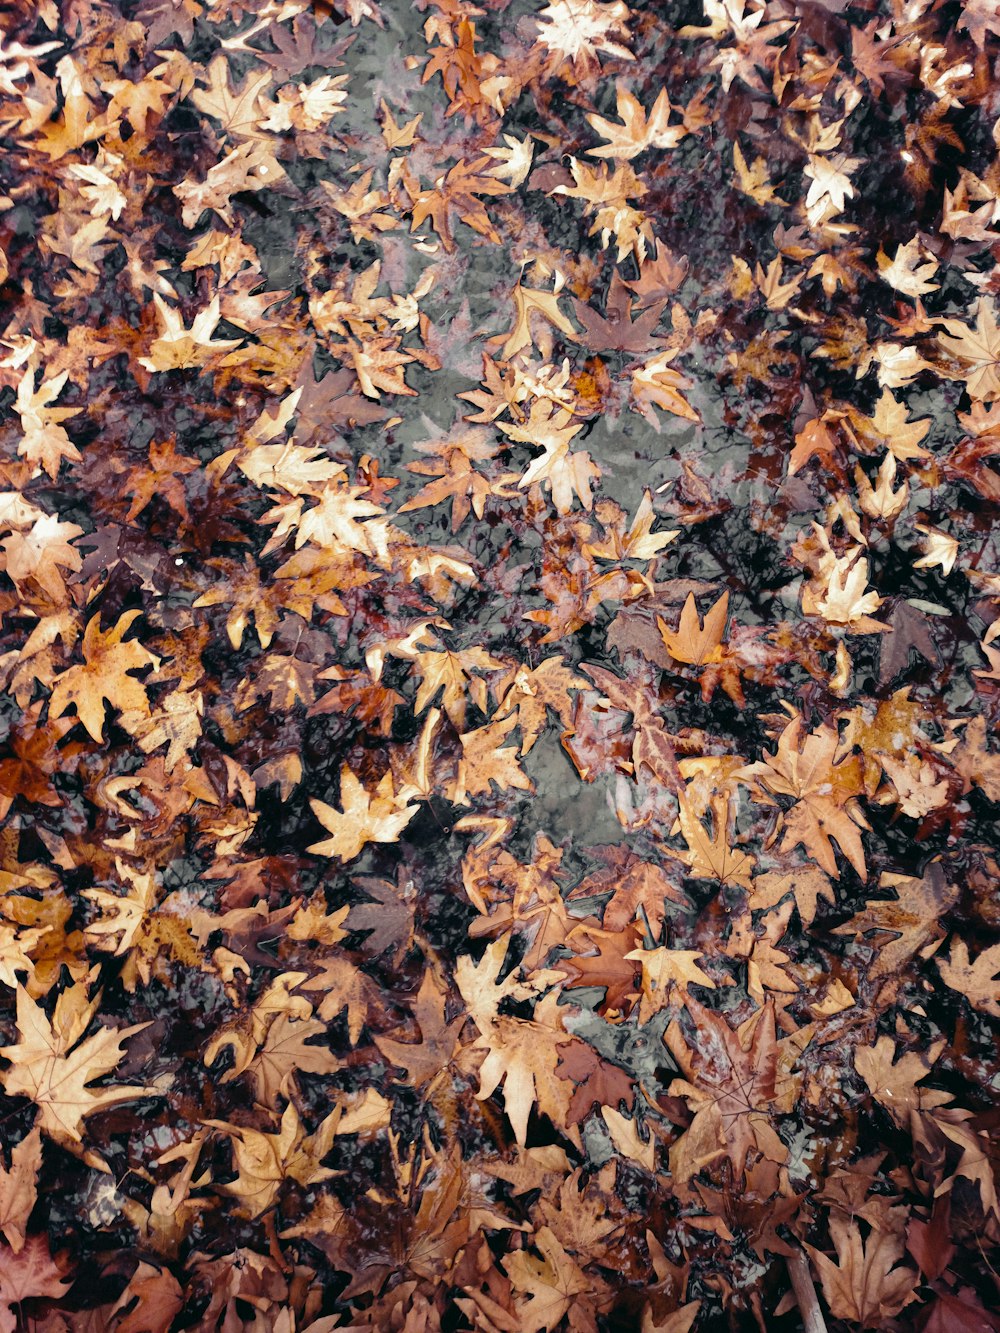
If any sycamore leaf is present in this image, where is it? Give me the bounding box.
[673,794,755,890]
[455,714,535,803]
[854,1035,951,1127]
[500,282,579,360]
[138,295,243,373]
[0,984,151,1156]
[937,299,1000,400]
[207,1103,339,1218]
[0,1234,69,1329]
[308,767,419,862]
[936,938,1000,1017]
[806,1213,916,1326]
[475,1012,569,1148]
[658,591,729,665]
[0,1126,41,1252]
[586,86,684,159]
[47,611,159,743]
[504,1225,610,1331]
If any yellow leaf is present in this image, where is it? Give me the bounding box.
[308,767,419,862]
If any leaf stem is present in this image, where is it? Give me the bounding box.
[786,1247,828,1333]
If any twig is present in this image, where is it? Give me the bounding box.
[786,1246,828,1333]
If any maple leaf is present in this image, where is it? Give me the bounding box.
[379,99,422,149]
[207,1103,339,1217]
[407,157,510,252]
[0,1234,70,1330]
[958,0,1000,45]
[749,865,833,928]
[601,1105,656,1170]
[13,366,82,480]
[138,295,243,373]
[0,984,151,1157]
[327,334,420,399]
[738,717,870,878]
[803,152,860,217]
[0,514,83,602]
[105,1261,185,1333]
[788,414,841,476]
[456,933,562,1038]
[938,299,1000,400]
[127,689,205,772]
[877,237,940,298]
[587,86,684,159]
[500,402,600,515]
[83,859,199,992]
[625,943,715,1013]
[500,282,579,360]
[247,1011,339,1107]
[399,429,518,530]
[346,873,416,962]
[485,134,535,187]
[874,605,938,687]
[504,1225,611,1331]
[493,656,589,754]
[854,1036,951,1127]
[374,969,464,1089]
[806,1213,916,1326]
[308,766,419,862]
[668,999,788,1182]
[535,0,635,67]
[23,56,114,161]
[733,141,787,206]
[0,1126,41,1252]
[657,591,729,666]
[672,794,756,890]
[558,925,643,1015]
[455,713,535,803]
[936,938,1000,1017]
[833,865,957,980]
[586,491,679,562]
[405,640,505,728]
[174,141,287,228]
[189,55,274,140]
[950,713,1000,802]
[551,158,653,262]
[913,521,958,576]
[475,1009,571,1148]
[574,271,668,353]
[856,452,909,522]
[804,549,887,634]
[48,611,159,743]
[631,351,701,424]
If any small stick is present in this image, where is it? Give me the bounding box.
[786,1247,828,1333]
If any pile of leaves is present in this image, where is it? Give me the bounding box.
[3,0,1000,1327]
